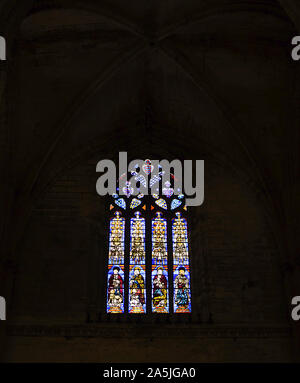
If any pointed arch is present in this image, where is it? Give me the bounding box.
[105,159,192,315]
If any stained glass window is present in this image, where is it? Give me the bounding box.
[105,159,192,315]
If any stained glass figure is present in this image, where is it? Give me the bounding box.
[107,265,124,313]
[152,212,169,313]
[129,265,146,313]
[129,211,146,313]
[172,213,189,265]
[152,265,169,313]
[172,212,191,313]
[108,211,125,265]
[152,212,167,265]
[107,211,125,313]
[130,212,145,265]
[173,266,191,313]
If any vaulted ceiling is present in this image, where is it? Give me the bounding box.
[0,1,298,253]
[0,0,298,260]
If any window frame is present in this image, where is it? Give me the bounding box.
[104,166,193,319]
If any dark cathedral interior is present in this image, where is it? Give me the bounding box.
[0,0,300,363]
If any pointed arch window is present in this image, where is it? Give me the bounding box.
[106,160,192,314]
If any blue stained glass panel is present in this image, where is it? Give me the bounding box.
[115,198,126,209]
[171,199,182,210]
